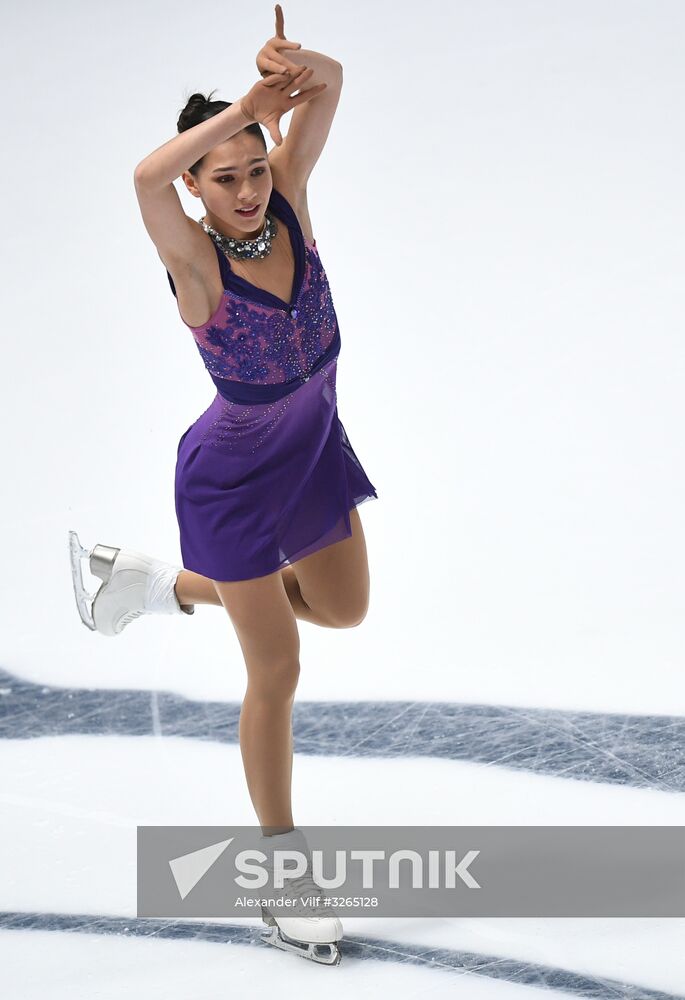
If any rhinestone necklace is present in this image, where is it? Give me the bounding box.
[199,212,278,260]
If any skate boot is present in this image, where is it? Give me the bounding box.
[68,529,194,636]
[257,827,343,966]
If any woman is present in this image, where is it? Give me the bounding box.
[68,6,377,964]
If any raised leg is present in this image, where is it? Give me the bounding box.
[175,507,371,629]
[287,507,370,628]
[175,569,223,607]
[174,564,334,625]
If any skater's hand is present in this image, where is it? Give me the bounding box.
[256,4,302,78]
[240,67,327,147]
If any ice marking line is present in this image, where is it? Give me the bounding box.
[0,910,682,998]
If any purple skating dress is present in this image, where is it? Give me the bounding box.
[167,186,378,582]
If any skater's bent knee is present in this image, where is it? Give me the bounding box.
[326,601,369,630]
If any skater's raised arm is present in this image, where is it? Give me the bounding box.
[133,68,327,187]
[134,102,253,189]
[132,68,326,270]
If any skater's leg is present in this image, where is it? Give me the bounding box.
[279,565,341,627]
[176,565,351,627]
[174,570,223,607]
[213,571,301,834]
[287,507,371,628]
[177,508,371,625]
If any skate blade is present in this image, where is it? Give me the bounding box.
[260,925,341,965]
[68,530,120,633]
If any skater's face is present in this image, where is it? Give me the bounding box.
[182,134,272,240]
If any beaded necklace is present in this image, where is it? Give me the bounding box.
[198,212,278,261]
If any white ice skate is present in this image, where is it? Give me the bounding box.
[257,828,344,966]
[68,529,194,637]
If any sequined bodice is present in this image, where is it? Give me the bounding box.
[166,188,340,386]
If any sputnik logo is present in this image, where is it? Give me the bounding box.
[169,837,235,900]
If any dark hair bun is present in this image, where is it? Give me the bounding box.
[177,90,218,133]
[175,87,266,174]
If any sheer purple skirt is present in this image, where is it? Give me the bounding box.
[174,356,377,582]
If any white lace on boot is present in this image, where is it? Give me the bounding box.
[144,559,189,615]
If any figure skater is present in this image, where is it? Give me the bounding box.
[68,5,378,965]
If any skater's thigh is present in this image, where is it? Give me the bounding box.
[213,571,300,686]
[290,507,370,626]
